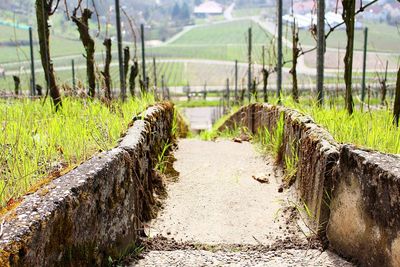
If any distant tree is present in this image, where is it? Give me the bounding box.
[171,2,181,19]
[143,7,150,20]
[181,2,191,20]
[194,0,202,5]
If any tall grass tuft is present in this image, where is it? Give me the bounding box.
[0,95,154,207]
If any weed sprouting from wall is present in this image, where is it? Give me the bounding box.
[283,142,299,187]
[253,112,285,161]
[156,142,173,174]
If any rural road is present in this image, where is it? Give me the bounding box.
[224,3,235,21]
[132,139,354,266]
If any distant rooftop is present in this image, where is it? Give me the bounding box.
[194,1,224,15]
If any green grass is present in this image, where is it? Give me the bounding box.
[279,97,400,154]
[253,112,284,159]
[0,95,155,207]
[169,20,268,45]
[232,8,263,18]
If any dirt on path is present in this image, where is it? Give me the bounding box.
[131,139,353,266]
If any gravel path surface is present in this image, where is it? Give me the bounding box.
[132,139,353,266]
[135,249,353,267]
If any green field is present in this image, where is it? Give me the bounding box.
[0,61,201,92]
[297,22,400,53]
[0,24,106,64]
[232,8,263,18]
[148,19,280,62]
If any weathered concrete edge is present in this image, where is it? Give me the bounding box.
[220,103,400,266]
[0,102,174,266]
[219,103,340,234]
[327,145,400,267]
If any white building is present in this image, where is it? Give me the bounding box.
[194,1,224,17]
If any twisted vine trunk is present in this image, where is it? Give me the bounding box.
[252,79,257,101]
[262,68,269,103]
[291,22,300,103]
[381,61,389,105]
[72,8,96,98]
[35,0,62,110]
[102,38,112,101]
[124,47,130,93]
[13,76,20,95]
[342,0,355,114]
[393,67,400,126]
[129,59,139,98]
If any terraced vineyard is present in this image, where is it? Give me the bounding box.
[148,19,279,62]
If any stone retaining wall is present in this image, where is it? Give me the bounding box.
[0,102,174,267]
[220,103,400,266]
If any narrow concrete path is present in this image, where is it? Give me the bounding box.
[133,139,353,266]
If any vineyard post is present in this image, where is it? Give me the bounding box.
[161,75,165,100]
[226,78,230,108]
[166,82,170,100]
[220,98,223,117]
[204,82,207,100]
[153,57,157,99]
[382,60,389,105]
[361,27,368,106]
[29,27,36,96]
[115,0,126,101]
[141,24,147,92]
[248,27,252,103]
[218,99,221,118]
[277,0,283,103]
[72,59,76,91]
[393,67,400,126]
[317,0,325,106]
[153,57,157,87]
[235,60,238,104]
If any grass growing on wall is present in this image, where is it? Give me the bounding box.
[0,95,154,208]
